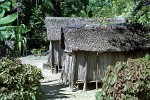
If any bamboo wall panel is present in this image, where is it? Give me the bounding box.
[97,52,127,79]
[62,50,150,86]
[74,52,86,81]
[62,53,73,84]
[53,41,59,65]
[48,41,63,67]
[48,41,52,67]
[86,52,97,81]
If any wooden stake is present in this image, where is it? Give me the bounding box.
[96,81,98,90]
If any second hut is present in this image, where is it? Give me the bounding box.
[61,24,150,91]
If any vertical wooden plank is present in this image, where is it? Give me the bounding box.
[97,53,100,81]
[68,53,73,87]
[52,41,61,73]
[51,41,54,69]
[58,41,63,72]
[61,52,65,83]
[59,44,64,67]
[53,41,58,65]
[71,53,75,91]
[83,60,87,91]
[96,53,98,90]
[49,41,53,72]
[63,52,70,84]
[76,52,86,81]
[86,52,97,81]
[57,41,60,72]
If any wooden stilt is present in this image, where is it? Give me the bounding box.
[77,84,79,91]
[96,81,98,90]
[83,82,87,91]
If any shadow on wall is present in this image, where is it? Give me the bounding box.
[41,83,70,100]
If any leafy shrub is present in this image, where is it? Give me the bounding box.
[96,54,150,100]
[0,58,44,100]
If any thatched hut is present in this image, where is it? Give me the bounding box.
[45,17,99,73]
[61,24,150,91]
[45,17,125,73]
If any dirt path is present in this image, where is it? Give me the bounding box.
[19,55,96,100]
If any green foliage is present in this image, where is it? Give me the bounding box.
[96,54,150,100]
[29,5,46,39]
[0,1,11,10]
[16,0,53,50]
[0,57,44,100]
[2,0,148,54]
[42,0,54,16]
[88,0,149,24]
[128,0,150,25]
[88,0,134,17]
[13,24,28,53]
[0,1,17,42]
[0,13,17,24]
[60,0,89,17]
[0,0,28,56]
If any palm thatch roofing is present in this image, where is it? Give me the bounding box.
[61,24,150,52]
[45,17,125,41]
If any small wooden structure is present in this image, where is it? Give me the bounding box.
[61,24,150,91]
[45,17,100,73]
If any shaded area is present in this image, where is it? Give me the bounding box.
[76,82,102,91]
[41,82,71,100]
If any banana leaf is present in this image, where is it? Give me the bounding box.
[0,31,12,41]
[0,9,5,18]
[14,24,30,33]
[0,13,17,25]
[0,26,15,31]
[0,1,11,10]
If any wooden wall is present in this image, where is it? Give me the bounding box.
[48,41,63,68]
[62,52,74,84]
[62,50,150,85]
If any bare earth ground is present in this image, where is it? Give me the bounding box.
[19,55,97,100]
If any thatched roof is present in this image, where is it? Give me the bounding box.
[45,17,125,41]
[61,24,150,52]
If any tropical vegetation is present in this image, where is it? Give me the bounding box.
[0,0,149,56]
[0,57,43,100]
[0,0,28,56]
[0,0,149,99]
[96,54,150,100]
